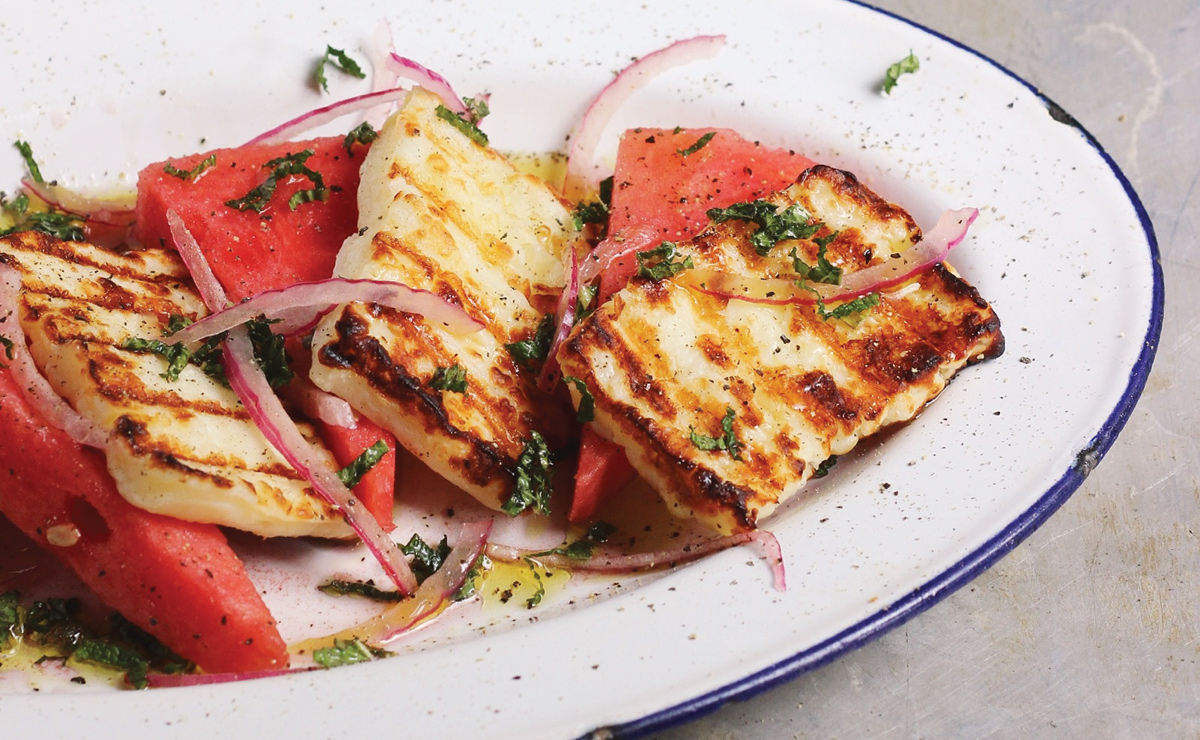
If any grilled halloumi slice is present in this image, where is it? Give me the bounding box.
[0,230,351,538]
[309,88,576,511]
[558,165,1004,534]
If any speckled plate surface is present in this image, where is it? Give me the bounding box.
[0,0,1161,738]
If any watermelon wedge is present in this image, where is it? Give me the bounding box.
[0,367,289,673]
[134,136,364,303]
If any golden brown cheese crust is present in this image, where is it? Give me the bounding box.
[559,165,1003,533]
[0,230,350,538]
[309,89,576,511]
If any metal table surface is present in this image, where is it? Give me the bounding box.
[648,1,1198,738]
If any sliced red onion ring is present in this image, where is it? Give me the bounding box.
[386,54,468,114]
[162,278,483,347]
[487,529,786,592]
[364,21,401,128]
[679,208,979,306]
[302,520,492,648]
[167,209,229,307]
[244,87,411,146]
[564,35,726,201]
[578,224,662,284]
[222,328,418,594]
[0,264,106,449]
[537,245,581,392]
[20,178,136,227]
[285,377,358,430]
[167,211,418,594]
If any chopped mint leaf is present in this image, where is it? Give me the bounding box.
[313,638,390,669]
[452,554,490,602]
[313,46,366,93]
[533,521,617,561]
[334,440,389,489]
[318,578,405,602]
[121,337,193,382]
[676,131,716,157]
[561,375,595,423]
[523,558,546,609]
[882,51,920,94]
[689,407,743,461]
[162,154,217,181]
[73,639,150,689]
[462,95,490,125]
[572,200,609,232]
[435,104,489,146]
[14,140,44,184]
[430,364,468,393]
[799,283,882,322]
[636,241,694,281]
[813,455,838,479]
[343,121,377,156]
[788,235,841,286]
[576,282,597,321]
[707,200,821,257]
[821,291,881,321]
[400,533,452,583]
[0,591,18,640]
[502,432,554,517]
[505,314,555,369]
[225,150,327,214]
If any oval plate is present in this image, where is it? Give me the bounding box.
[0,0,1160,738]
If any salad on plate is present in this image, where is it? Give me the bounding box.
[0,33,1001,688]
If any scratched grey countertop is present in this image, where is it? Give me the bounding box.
[649,1,1197,738]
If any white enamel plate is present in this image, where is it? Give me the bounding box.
[0,1,1160,738]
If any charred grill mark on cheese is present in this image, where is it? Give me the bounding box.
[111,415,339,524]
[1,229,192,287]
[883,264,1004,364]
[85,352,250,421]
[114,415,236,488]
[694,469,758,530]
[800,371,859,422]
[318,306,516,489]
[697,335,733,369]
[114,415,303,481]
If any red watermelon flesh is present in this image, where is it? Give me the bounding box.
[608,126,816,243]
[134,136,364,302]
[0,367,289,673]
[597,127,816,302]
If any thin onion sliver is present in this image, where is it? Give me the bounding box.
[487,529,787,592]
[386,54,468,114]
[294,519,493,651]
[579,224,662,284]
[20,178,135,227]
[162,277,483,347]
[166,211,418,594]
[222,328,418,593]
[564,35,726,201]
[245,87,411,146]
[538,245,580,392]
